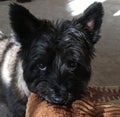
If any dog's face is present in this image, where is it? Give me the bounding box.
[9,3,103,105]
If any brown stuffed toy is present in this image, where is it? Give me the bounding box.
[26,86,120,117]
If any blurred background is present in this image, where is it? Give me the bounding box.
[0,0,120,116]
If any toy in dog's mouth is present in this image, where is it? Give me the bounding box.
[26,93,94,117]
[26,91,120,117]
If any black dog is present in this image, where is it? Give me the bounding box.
[0,2,103,117]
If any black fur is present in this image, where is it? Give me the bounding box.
[8,2,103,116]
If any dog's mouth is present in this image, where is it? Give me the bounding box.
[42,92,73,105]
[37,88,87,105]
[36,88,73,105]
[30,81,87,105]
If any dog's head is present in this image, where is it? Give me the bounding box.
[9,3,103,105]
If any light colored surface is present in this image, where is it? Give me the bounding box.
[67,0,106,16]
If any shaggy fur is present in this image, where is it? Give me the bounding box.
[1,2,103,117]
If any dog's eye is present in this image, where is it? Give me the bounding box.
[68,61,77,68]
[38,64,47,71]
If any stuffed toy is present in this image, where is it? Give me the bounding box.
[26,86,120,117]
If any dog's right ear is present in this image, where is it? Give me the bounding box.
[73,2,104,45]
[9,3,40,47]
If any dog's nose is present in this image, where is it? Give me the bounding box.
[53,96,65,104]
[50,93,68,105]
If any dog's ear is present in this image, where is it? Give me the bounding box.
[74,2,104,44]
[9,3,40,46]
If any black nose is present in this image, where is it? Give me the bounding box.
[53,96,65,104]
[50,93,69,105]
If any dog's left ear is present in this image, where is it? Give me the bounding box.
[9,3,40,47]
[74,2,104,44]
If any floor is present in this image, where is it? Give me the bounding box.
[0,0,120,116]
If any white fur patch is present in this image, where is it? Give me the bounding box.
[1,45,18,87]
[17,61,30,96]
[67,0,106,16]
[1,52,11,86]
[1,36,29,96]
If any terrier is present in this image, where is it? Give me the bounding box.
[0,2,103,117]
